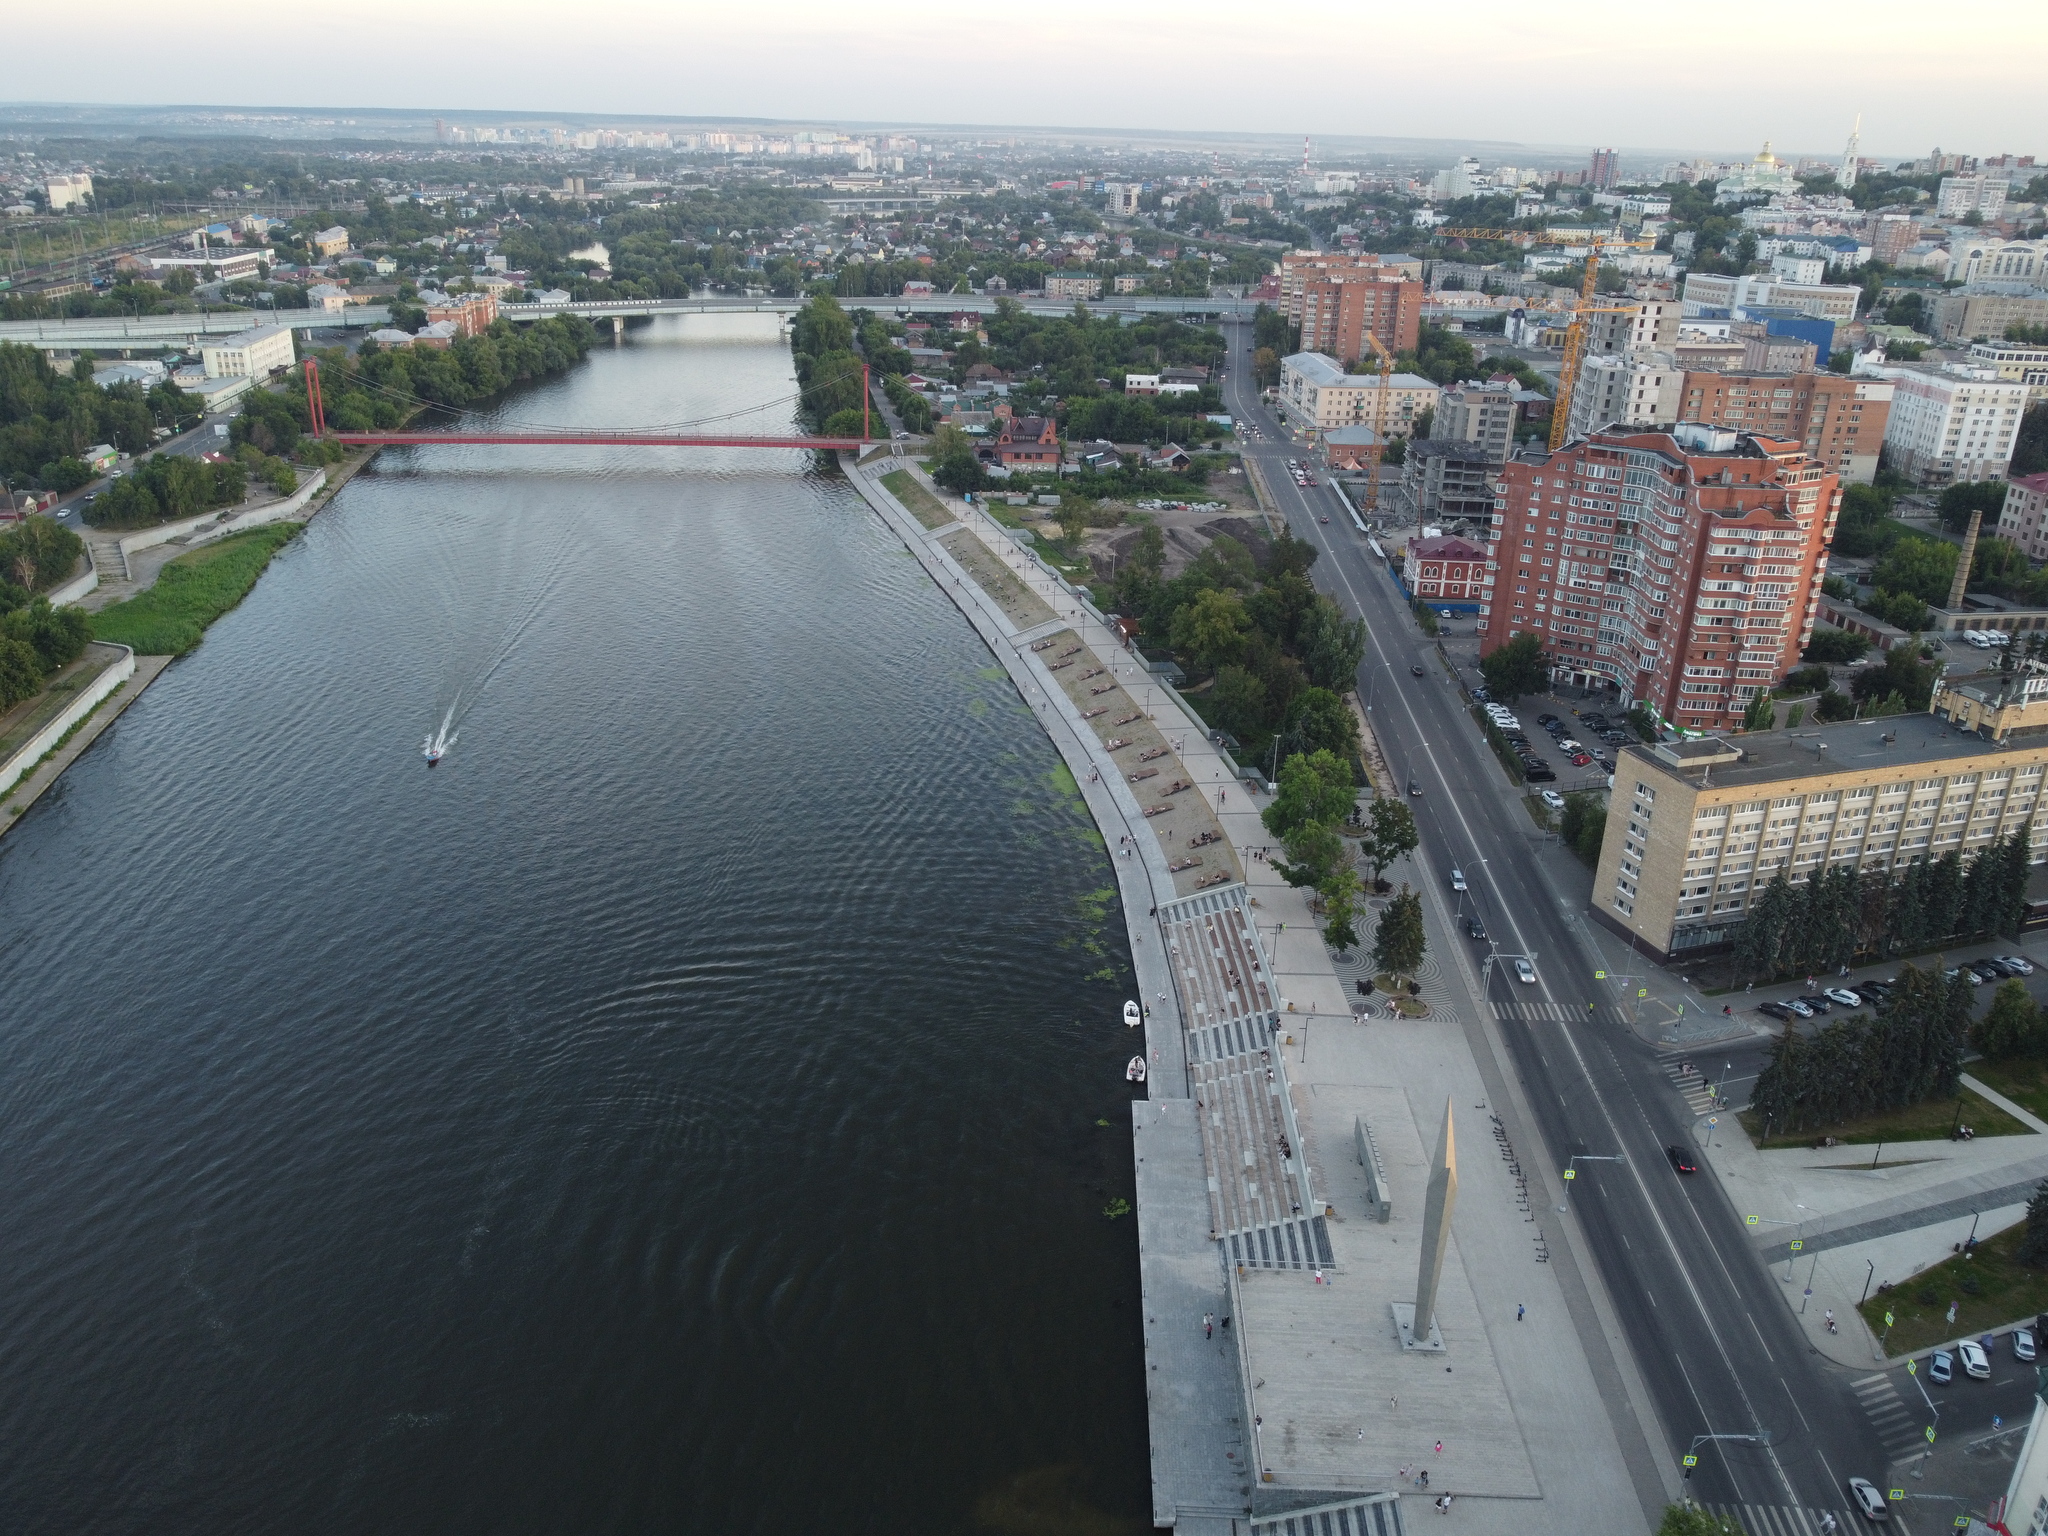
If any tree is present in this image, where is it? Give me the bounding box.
[2021,1179,2048,1269]
[1296,595,1367,690]
[1263,749,1355,840]
[1560,792,1606,863]
[1362,796,1419,884]
[930,424,985,493]
[1938,480,2010,534]
[1252,346,1281,387]
[1171,588,1250,674]
[1275,819,1347,889]
[1628,703,1661,743]
[1850,645,1938,711]
[1319,867,1363,952]
[1973,980,2041,1061]
[1205,665,1268,742]
[1814,687,1856,723]
[1802,629,1870,665]
[1872,535,1957,604]
[1481,631,1548,702]
[1372,884,1426,979]
[1281,686,1360,761]
[1742,692,1777,733]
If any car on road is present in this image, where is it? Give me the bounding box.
[1557,738,1585,754]
[1536,714,1560,727]
[1595,755,1616,773]
[1320,515,1330,523]
[1781,998,1814,1017]
[1945,966,1986,986]
[1797,994,1835,1015]
[1569,752,1593,767]
[1959,1339,1991,1378]
[1450,867,1467,892]
[1541,790,1566,810]
[1303,476,1317,486]
[1525,765,1557,782]
[1759,1001,1797,1021]
[1466,916,1487,941]
[1470,687,1491,702]
[1999,955,2036,975]
[1513,957,1537,983]
[1666,1145,1697,1174]
[1928,1349,1954,1384]
[1847,1477,1889,1521]
[2016,1328,2037,1361]
[1412,664,1425,675]
[1408,780,1422,796]
[1854,983,1891,1005]
[1968,959,2004,983]
[1824,987,1862,1007]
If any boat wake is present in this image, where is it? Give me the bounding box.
[422,705,458,765]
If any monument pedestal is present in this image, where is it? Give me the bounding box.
[1391,1301,1446,1352]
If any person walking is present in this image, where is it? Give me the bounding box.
[1517,1303,1525,1321]
[1203,1313,1213,1339]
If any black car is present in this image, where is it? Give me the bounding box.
[1536,714,1560,727]
[1970,959,2008,981]
[1581,714,1610,727]
[1408,780,1422,796]
[1666,1145,1698,1174]
[1411,665,1426,676]
[1798,994,1835,1015]
[1854,983,1891,1005]
[1525,765,1557,782]
[1758,1001,1796,1021]
[1466,916,1488,941]
[1471,687,1492,702]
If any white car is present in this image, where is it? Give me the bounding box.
[1958,1339,1991,1379]
[1999,955,2036,976]
[1824,987,1862,1007]
[1847,1478,1889,1522]
[2016,1328,2037,1362]
[1450,867,1467,892]
[1513,957,1537,984]
[1541,790,1566,810]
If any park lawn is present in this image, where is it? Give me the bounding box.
[1857,1221,2048,1356]
[1966,1057,2048,1123]
[879,469,953,530]
[88,524,302,656]
[1739,1086,2032,1148]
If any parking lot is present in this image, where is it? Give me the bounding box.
[1476,692,1624,792]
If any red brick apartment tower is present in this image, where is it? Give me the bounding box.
[1479,425,1838,733]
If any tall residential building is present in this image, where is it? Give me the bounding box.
[1296,274,1424,362]
[1479,424,1837,733]
[1584,299,1680,356]
[1873,215,1921,266]
[1593,720,2048,961]
[1431,380,1520,464]
[1567,353,1685,438]
[1676,371,1894,485]
[1929,286,2048,344]
[1859,360,2031,484]
[1588,148,1620,191]
[1277,250,1423,320]
[1997,472,2048,562]
[1277,353,1440,432]
[1937,175,2011,220]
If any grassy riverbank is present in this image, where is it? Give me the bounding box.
[89,525,303,656]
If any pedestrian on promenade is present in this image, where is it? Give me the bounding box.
[1746,982,1754,994]
[1517,1304,1524,1321]
[1419,1469,1429,1489]
[1434,1440,1443,1455]
[1204,1313,1213,1339]
[1390,1395,1398,1411]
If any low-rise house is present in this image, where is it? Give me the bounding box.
[310,226,350,259]
[1146,444,1192,470]
[366,328,416,349]
[989,414,1060,468]
[1405,534,1491,602]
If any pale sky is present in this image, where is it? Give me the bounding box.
[11,0,2044,163]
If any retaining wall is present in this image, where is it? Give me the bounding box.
[0,645,135,798]
[115,468,328,573]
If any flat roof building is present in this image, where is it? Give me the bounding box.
[1277,353,1438,434]
[200,325,296,381]
[1594,716,2048,960]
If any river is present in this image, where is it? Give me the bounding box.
[0,315,1150,1535]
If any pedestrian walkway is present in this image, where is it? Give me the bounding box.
[1490,1000,1631,1026]
[1249,1491,1405,1536]
[1665,1062,1742,1118]
[1850,1370,1926,1462]
[1702,1503,1853,1536]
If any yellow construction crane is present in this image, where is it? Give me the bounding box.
[1433,227,1655,451]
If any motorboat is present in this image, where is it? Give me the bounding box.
[422,735,445,765]
[1123,1000,1142,1028]
[1126,1056,1148,1083]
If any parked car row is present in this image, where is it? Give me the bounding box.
[1926,1327,2035,1384]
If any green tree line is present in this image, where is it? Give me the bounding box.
[1748,964,1971,1134]
[1,344,202,489]
[1733,835,2031,982]
[0,516,92,709]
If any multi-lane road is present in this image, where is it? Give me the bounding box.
[1216,320,2031,1528]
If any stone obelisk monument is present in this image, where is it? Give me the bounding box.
[1394,1098,1458,1351]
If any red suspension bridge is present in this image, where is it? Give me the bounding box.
[301,360,881,452]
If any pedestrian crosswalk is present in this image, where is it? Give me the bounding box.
[1491,1001,1630,1026]
[1666,1062,1744,1117]
[1700,1503,1853,1536]
[1852,1369,1928,1460]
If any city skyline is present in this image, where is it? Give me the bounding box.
[5,0,2045,159]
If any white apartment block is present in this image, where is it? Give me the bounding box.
[45,173,93,211]
[1681,273,1861,322]
[1567,353,1683,438]
[1948,239,2045,286]
[201,325,297,381]
[1937,175,2010,220]
[1968,340,2048,400]
[1769,254,1826,285]
[1431,380,1519,463]
[1277,353,1439,432]
[1858,360,2030,485]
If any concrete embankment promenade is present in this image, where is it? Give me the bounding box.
[847,454,1670,1536]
